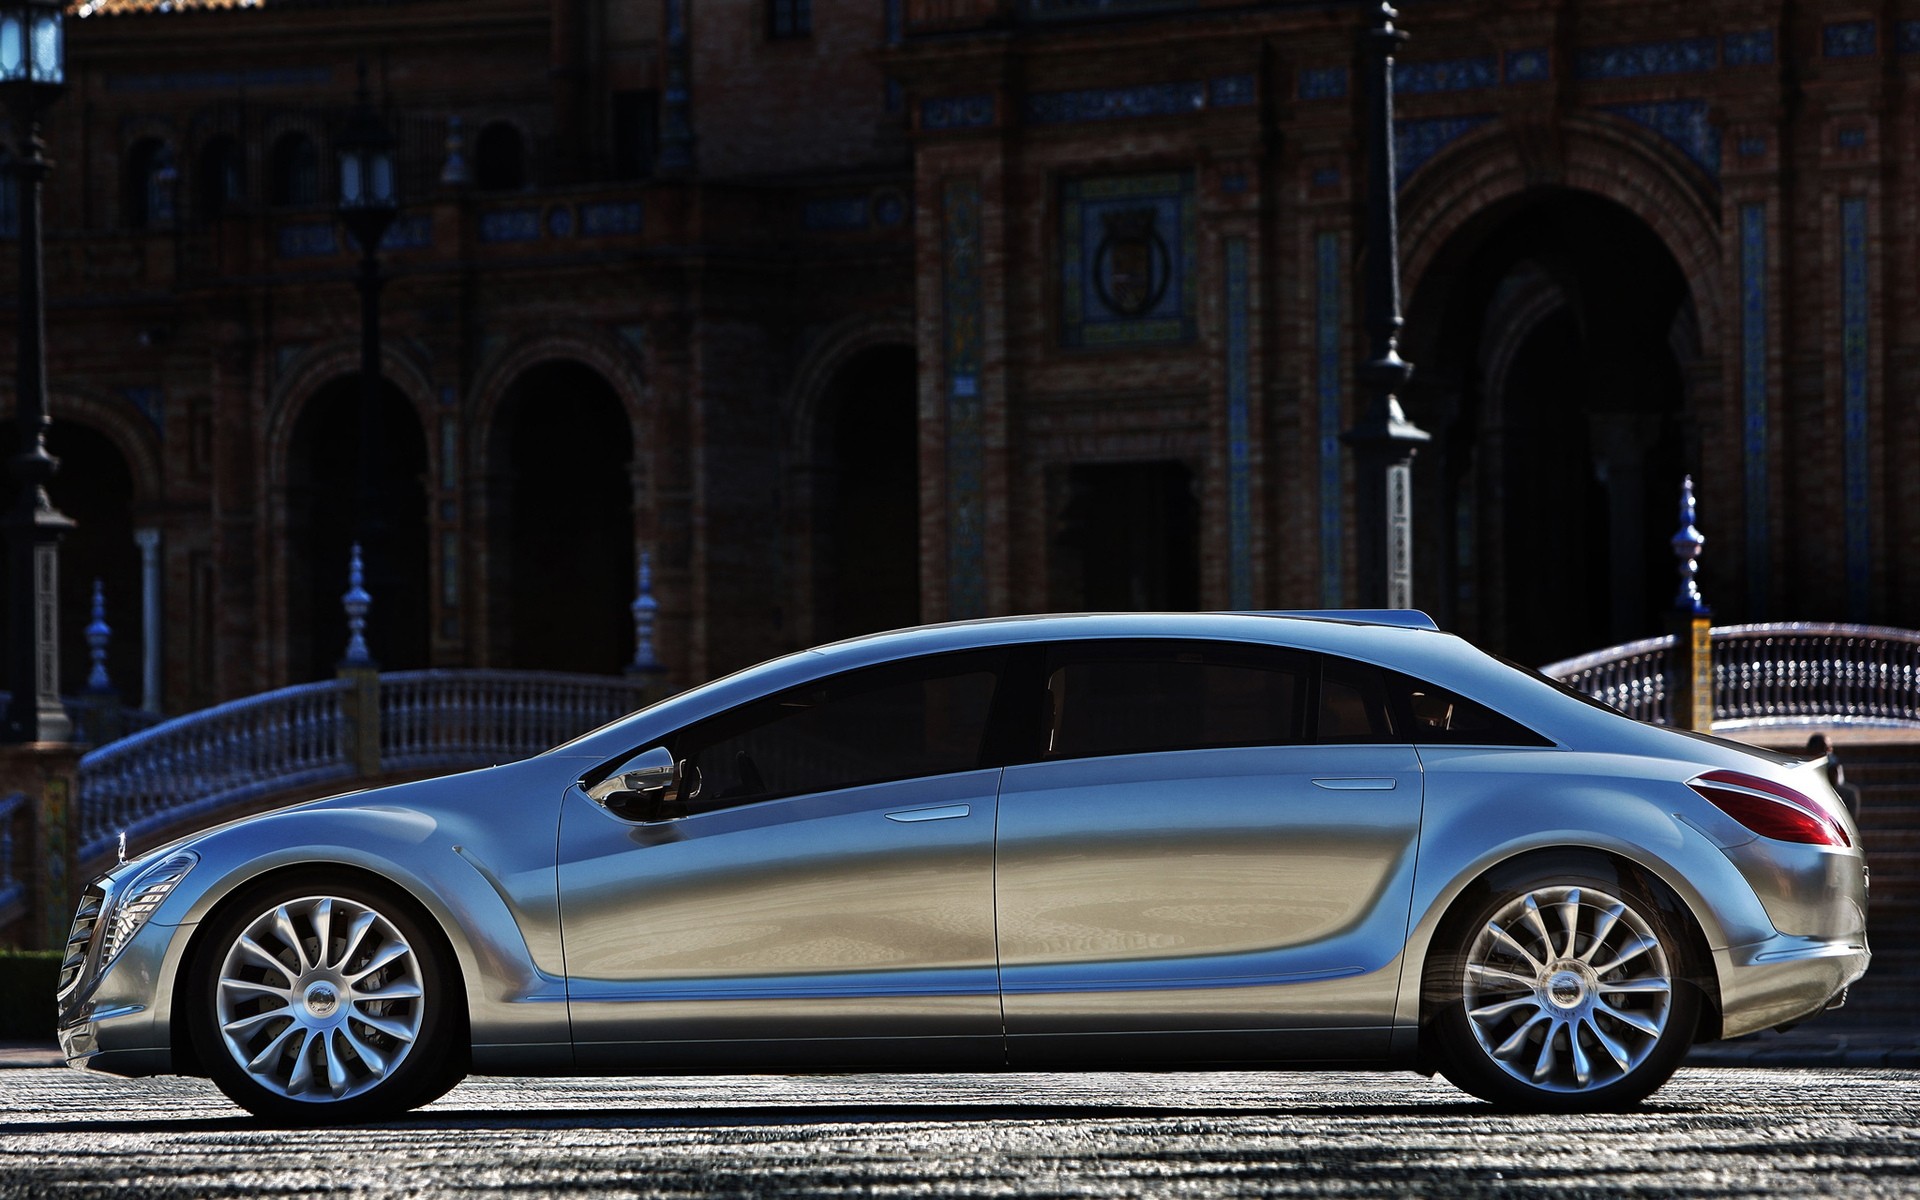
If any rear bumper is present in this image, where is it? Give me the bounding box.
[1713,934,1869,1040]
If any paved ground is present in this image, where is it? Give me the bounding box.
[2,1067,1917,1198]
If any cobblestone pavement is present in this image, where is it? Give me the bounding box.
[2,1067,1917,1198]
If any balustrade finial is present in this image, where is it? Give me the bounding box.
[628,551,663,675]
[1671,475,1708,615]
[86,578,113,694]
[439,115,471,187]
[341,543,374,667]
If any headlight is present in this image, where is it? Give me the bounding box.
[99,852,198,967]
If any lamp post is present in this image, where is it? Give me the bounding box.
[0,0,72,743]
[1341,1,1429,610]
[333,66,397,667]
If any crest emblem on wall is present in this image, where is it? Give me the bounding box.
[1093,207,1170,318]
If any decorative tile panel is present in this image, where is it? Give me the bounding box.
[122,387,164,434]
[1824,21,1876,58]
[1224,236,1253,609]
[1393,116,1493,186]
[1298,67,1348,101]
[1027,81,1205,124]
[1316,231,1344,608]
[873,189,910,228]
[1837,126,1868,150]
[581,201,644,236]
[106,66,330,93]
[479,209,542,243]
[1722,30,1775,66]
[1504,49,1550,83]
[276,221,337,259]
[1739,204,1768,615]
[380,213,433,251]
[1737,136,1768,159]
[1603,101,1719,177]
[547,206,574,238]
[1209,74,1257,108]
[1311,167,1342,189]
[1059,171,1197,348]
[802,195,870,231]
[921,94,995,131]
[942,178,987,620]
[1841,196,1870,618]
[1900,21,1920,54]
[1575,37,1717,79]
[1393,56,1497,94]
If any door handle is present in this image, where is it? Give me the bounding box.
[1311,777,1398,791]
[885,804,971,823]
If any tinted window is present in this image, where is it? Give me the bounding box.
[1387,669,1552,747]
[1043,642,1309,761]
[1317,656,1399,743]
[673,651,1002,809]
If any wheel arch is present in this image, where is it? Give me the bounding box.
[171,860,473,1079]
[1408,845,1724,1058]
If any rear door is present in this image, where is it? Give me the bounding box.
[995,642,1424,1066]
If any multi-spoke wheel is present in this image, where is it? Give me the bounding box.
[189,876,460,1122]
[1425,861,1701,1111]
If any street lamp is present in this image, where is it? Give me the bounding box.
[333,65,396,667]
[1341,2,1429,610]
[0,0,73,743]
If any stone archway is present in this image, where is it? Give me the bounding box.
[803,344,920,643]
[283,376,431,681]
[1402,187,1696,666]
[485,360,635,672]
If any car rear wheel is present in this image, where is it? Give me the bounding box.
[188,875,460,1123]
[1425,863,1701,1110]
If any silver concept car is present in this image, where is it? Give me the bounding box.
[57,612,1868,1120]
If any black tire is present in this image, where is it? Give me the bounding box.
[186,872,463,1123]
[1423,857,1703,1111]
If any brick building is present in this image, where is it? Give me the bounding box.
[6,0,1918,717]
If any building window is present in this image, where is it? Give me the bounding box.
[768,0,810,39]
[474,121,527,191]
[197,135,245,218]
[610,91,659,181]
[269,132,319,206]
[126,138,177,229]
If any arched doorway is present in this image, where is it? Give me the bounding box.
[809,345,919,642]
[284,377,430,681]
[0,421,142,700]
[1404,189,1694,666]
[1047,460,1200,612]
[486,362,633,672]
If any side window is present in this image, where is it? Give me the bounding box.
[1386,669,1552,747]
[1043,641,1310,761]
[672,651,1003,809]
[1316,656,1400,743]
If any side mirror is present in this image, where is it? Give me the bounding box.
[584,746,693,821]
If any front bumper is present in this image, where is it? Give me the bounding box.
[55,876,188,1078]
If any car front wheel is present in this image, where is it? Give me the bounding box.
[1425,863,1702,1110]
[188,875,458,1123]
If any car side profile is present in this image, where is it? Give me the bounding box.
[57,612,1868,1121]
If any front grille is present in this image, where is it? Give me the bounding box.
[58,887,106,997]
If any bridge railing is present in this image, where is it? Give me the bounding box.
[1541,622,1920,730]
[74,670,655,865]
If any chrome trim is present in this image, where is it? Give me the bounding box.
[885,804,972,823]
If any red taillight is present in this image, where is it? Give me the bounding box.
[1687,769,1851,848]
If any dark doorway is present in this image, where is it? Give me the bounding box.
[1404,189,1692,666]
[487,362,633,672]
[1049,461,1199,611]
[284,377,430,681]
[0,422,142,700]
[813,346,919,642]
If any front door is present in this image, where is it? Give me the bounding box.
[557,650,1009,1070]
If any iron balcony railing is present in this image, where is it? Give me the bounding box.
[1541,622,1920,730]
